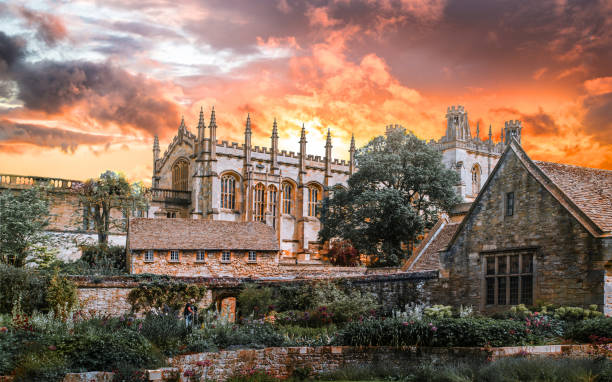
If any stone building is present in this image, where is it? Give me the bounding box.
[128,218,280,277]
[411,139,612,314]
[150,105,513,259]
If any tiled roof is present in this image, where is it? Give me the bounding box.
[534,161,612,233]
[404,220,459,271]
[128,218,279,251]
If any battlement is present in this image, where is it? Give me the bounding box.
[505,120,522,128]
[385,124,405,135]
[447,105,466,114]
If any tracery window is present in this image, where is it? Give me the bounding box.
[253,183,266,222]
[307,184,321,217]
[268,185,278,227]
[471,164,481,196]
[282,182,293,215]
[485,252,533,306]
[172,159,189,191]
[221,175,236,209]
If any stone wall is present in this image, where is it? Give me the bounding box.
[74,271,439,316]
[441,150,607,312]
[605,270,612,316]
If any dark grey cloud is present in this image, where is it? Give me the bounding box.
[0,32,25,73]
[0,119,113,153]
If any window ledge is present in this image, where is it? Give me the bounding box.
[195,260,206,263]
[169,260,180,263]
[220,260,231,264]
[247,260,258,264]
[144,260,155,263]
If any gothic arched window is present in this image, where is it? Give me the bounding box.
[172,159,189,191]
[268,185,278,227]
[221,175,236,209]
[282,182,294,215]
[471,164,481,196]
[307,184,322,217]
[253,183,266,222]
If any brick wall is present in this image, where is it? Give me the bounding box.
[441,150,607,312]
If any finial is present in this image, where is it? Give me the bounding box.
[154,134,159,146]
[198,107,205,126]
[245,113,251,132]
[350,133,356,150]
[272,117,278,134]
[179,115,185,129]
[209,106,216,127]
[476,122,480,138]
[326,128,332,145]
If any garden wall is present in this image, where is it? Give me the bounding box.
[73,271,441,316]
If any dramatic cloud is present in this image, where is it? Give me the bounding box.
[17,6,68,46]
[1,0,612,181]
[0,119,113,153]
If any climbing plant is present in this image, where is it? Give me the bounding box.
[127,281,208,313]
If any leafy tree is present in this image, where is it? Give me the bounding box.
[73,171,148,245]
[319,128,460,267]
[0,187,53,267]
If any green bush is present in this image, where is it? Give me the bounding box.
[278,324,336,346]
[127,281,207,313]
[45,272,77,321]
[309,281,378,324]
[12,351,67,382]
[226,369,277,382]
[334,317,562,347]
[138,313,189,356]
[424,305,453,319]
[57,328,163,372]
[0,264,48,314]
[565,317,612,343]
[198,322,284,349]
[553,305,603,321]
[273,284,316,312]
[80,244,126,272]
[238,285,275,318]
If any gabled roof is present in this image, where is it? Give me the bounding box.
[403,215,459,271]
[128,218,279,251]
[447,140,612,249]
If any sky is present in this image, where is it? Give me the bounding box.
[1,0,612,184]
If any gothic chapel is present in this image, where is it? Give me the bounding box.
[150,106,522,259]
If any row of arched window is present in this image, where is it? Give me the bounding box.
[220,174,322,219]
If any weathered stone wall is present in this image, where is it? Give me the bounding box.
[74,271,439,316]
[605,270,612,316]
[441,150,606,312]
[131,249,280,277]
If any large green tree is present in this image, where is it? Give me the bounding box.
[0,187,52,267]
[74,171,148,245]
[319,128,461,267]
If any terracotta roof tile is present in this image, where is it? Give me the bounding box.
[405,222,459,271]
[128,218,279,251]
[534,161,612,233]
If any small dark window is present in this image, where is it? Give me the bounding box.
[506,192,514,216]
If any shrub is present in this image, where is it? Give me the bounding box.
[334,317,559,347]
[12,351,68,382]
[45,272,77,321]
[57,328,163,372]
[127,281,207,313]
[424,305,453,319]
[553,305,603,321]
[226,369,277,382]
[565,317,612,343]
[238,285,275,318]
[138,313,189,356]
[80,244,126,272]
[309,281,378,324]
[198,321,284,350]
[278,324,336,346]
[0,264,48,314]
[327,240,361,266]
[273,284,316,312]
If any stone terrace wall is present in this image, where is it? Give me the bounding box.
[73,271,440,316]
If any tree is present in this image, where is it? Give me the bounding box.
[319,128,460,267]
[73,171,148,245]
[0,187,53,267]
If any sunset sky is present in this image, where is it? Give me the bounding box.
[1,0,611,184]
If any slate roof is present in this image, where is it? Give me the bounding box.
[403,218,459,271]
[534,161,612,233]
[128,218,279,251]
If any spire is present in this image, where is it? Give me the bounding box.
[153,134,160,179]
[208,106,216,128]
[300,123,306,143]
[208,106,217,159]
[349,133,356,175]
[272,117,278,138]
[245,113,252,133]
[488,124,492,141]
[350,133,356,151]
[153,135,159,152]
[324,128,333,179]
[500,127,504,143]
[326,128,332,146]
[196,107,205,153]
[476,122,480,139]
